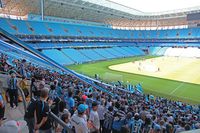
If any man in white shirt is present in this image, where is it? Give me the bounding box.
[89,102,100,133]
[71,104,89,133]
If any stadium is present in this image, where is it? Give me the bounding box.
[0,0,200,132]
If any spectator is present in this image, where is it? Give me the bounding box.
[142,117,153,133]
[112,105,126,133]
[59,100,71,118]
[71,104,89,133]
[185,124,191,131]
[24,97,37,133]
[130,113,143,133]
[19,76,29,98]
[67,91,75,115]
[89,101,100,133]
[103,106,114,133]
[175,121,185,133]
[34,88,52,133]
[166,123,174,133]
[97,100,106,133]
[49,84,58,101]
[56,82,63,97]
[20,59,27,78]
[30,77,38,98]
[0,53,200,133]
[61,113,73,133]
[7,73,18,109]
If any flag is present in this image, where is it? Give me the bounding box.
[145,95,149,102]
[127,83,135,93]
[136,83,144,94]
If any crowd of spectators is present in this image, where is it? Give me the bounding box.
[0,53,200,133]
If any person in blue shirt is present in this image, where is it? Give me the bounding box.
[130,113,143,133]
[56,82,63,97]
[20,59,27,78]
[68,91,75,115]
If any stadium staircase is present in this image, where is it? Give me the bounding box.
[112,47,127,57]
[60,50,77,63]
[104,48,119,57]
[77,49,93,61]
[93,48,116,59]
[62,49,91,63]
[121,47,136,55]
[92,49,107,59]
[0,74,28,132]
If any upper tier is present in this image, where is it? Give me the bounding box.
[0,18,200,39]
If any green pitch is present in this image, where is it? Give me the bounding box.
[68,56,200,104]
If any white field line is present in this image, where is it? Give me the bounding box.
[146,86,200,103]
[170,83,184,95]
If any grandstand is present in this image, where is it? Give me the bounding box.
[0,0,200,133]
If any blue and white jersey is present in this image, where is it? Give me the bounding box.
[7,78,18,90]
[130,119,143,133]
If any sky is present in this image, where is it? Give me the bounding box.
[109,0,200,12]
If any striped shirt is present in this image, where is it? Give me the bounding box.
[7,78,17,90]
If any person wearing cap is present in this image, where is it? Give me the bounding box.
[89,101,100,133]
[82,95,88,102]
[7,73,18,109]
[71,104,89,133]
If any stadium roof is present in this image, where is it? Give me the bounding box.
[109,0,200,13]
[1,0,200,28]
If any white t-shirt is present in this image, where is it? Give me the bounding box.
[74,110,87,121]
[71,114,89,133]
[89,110,100,132]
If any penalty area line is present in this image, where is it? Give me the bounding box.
[170,83,184,95]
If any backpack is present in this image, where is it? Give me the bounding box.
[24,98,37,118]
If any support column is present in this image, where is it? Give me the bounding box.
[41,0,44,21]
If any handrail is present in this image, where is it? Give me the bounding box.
[18,85,70,131]
[49,112,70,131]
[18,86,27,112]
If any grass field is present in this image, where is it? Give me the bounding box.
[68,56,200,104]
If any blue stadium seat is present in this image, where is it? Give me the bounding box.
[62,49,91,63]
[42,49,74,65]
[1,18,200,39]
